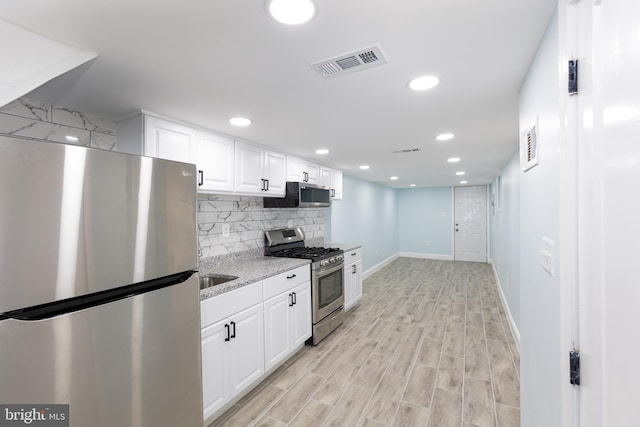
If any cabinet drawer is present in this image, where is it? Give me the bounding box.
[201,281,262,328]
[263,265,311,300]
[345,247,363,263]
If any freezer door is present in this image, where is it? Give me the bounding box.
[0,136,197,312]
[0,274,203,427]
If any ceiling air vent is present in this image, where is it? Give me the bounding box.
[311,45,388,78]
[392,148,421,154]
[521,117,539,172]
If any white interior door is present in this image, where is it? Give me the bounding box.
[574,1,640,425]
[454,186,487,262]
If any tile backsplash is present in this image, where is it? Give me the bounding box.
[198,194,325,259]
[0,97,117,150]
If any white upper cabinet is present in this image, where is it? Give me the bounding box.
[144,115,197,163]
[320,166,343,200]
[234,141,286,196]
[117,113,197,163]
[117,112,342,198]
[196,132,234,193]
[263,150,286,196]
[286,156,319,185]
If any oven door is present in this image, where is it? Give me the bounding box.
[312,262,344,323]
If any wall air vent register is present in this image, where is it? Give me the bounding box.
[521,117,539,172]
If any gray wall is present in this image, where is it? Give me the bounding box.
[518,12,563,427]
[326,175,398,272]
[489,150,521,333]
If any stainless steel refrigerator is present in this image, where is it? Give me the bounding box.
[0,135,203,426]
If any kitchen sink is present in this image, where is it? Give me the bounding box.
[199,274,238,290]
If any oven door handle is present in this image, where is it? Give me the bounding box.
[315,262,344,277]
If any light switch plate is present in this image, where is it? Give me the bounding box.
[540,237,555,277]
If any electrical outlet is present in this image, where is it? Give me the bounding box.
[426,240,431,246]
[222,223,230,238]
[287,219,293,228]
[441,211,447,217]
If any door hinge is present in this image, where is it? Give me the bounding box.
[570,350,580,385]
[568,60,579,95]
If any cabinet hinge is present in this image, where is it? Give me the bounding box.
[570,350,580,385]
[568,60,579,95]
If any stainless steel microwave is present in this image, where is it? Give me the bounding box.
[263,182,331,208]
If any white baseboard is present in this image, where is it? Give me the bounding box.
[398,251,454,261]
[362,253,399,279]
[490,262,521,347]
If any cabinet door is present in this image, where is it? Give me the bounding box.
[201,318,228,420]
[303,161,320,185]
[343,263,354,311]
[263,150,286,196]
[291,282,312,347]
[234,142,264,194]
[331,169,343,200]
[353,260,363,302]
[286,156,305,182]
[264,293,292,371]
[319,167,332,189]
[144,116,196,163]
[227,303,264,397]
[197,132,234,192]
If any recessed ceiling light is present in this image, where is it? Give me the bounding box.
[408,75,440,91]
[390,176,398,180]
[409,184,416,187]
[267,0,316,25]
[65,135,79,142]
[435,133,454,141]
[359,165,370,170]
[447,157,461,163]
[460,180,468,184]
[456,171,465,176]
[229,117,251,127]
[315,148,329,155]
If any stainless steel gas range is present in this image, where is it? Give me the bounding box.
[265,228,345,345]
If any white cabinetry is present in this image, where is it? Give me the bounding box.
[343,247,363,311]
[201,281,264,421]
[320,167,343,200]
[286,156,320,185]
[263,266,312,371]
[144,115,197,163]
[196,132,234,192]
[117,114,198,163]
[235,141,286,196]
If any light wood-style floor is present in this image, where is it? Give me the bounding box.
[210,258,520,427]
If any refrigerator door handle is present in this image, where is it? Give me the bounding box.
[224,324,230,342]
[0,271,196,321]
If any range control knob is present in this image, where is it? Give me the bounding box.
[320,260,327,266]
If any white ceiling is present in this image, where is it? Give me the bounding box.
[1,0,556,188]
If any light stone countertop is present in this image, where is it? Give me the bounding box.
[325,242,362,253]
[198,256,310,300]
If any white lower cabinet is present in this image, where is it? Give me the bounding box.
[202,302,264,420]
[201,281,265,422]
[344,247,363,311]
[201,265,311,424]
[264,282,311,371]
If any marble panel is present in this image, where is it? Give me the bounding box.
[51,106,117,134]
[0,98,50,121]
[0,114,90,145]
